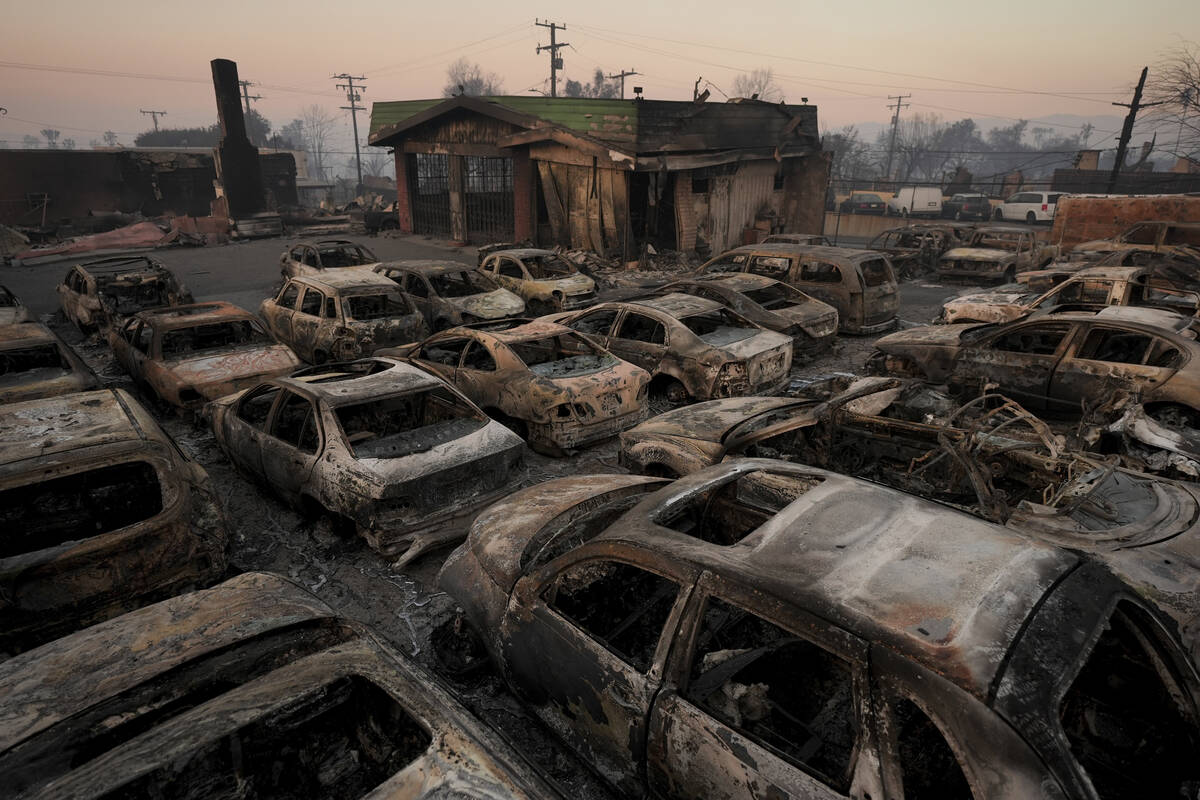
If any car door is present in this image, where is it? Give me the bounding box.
[1048,325,1183,413]
[952,321,1074,411]
[455,340,502,408]
[501,553,695,795]
[292,287,325,362]
[407,335,469,384]
[110,317,141,376]
[490,257,527,296]
[561,307,619,348]
[123,320,155,388]
[260,389,322,501]
[794,259,848,320]
[264,282,301,344]
[221,384,280,477]
[401,272,437,325]
[609,311,669,373]
[647,573,875,800]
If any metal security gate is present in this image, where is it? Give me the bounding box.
[463,156,514,244]
[410,154,451,237]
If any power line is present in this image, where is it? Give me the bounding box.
[535,19,569,97]
[364,22,529,78]
[606,68,639,99]
[238,80,262,114]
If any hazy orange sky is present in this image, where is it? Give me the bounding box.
[3,0,1196,154]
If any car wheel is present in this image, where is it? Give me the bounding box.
[1003,267,1016,283]
[1026,211,1037,224]
[954,210,963,221]
[994,209,1003,220]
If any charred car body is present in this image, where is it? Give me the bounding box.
[208,357,524,562]
[1072,221,1200,260]
[867,224,970,279]
[761,233,831,246]
[478,248,597,313]
[0,571,556,799]
[938,225,1058,284]
[553,294,793,403]
[699,243,899,334]
[382,321,650,455]
[110,302,301,410]
[0,285,32,325]
[440,458,1200,799]
[280,238,380,279]
[376,260,525,329]
[57,255,194,332]
[0,388,228,655]
[656,274,838,351]
[0,321,99,403]
[261,271,428,364]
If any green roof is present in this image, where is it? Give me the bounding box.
[369,96,638,143]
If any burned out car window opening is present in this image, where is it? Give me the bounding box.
[0,344,69,375]
[344,292,409,321]
[335,388,485,459]
[509,335,616,377]
[160,321,270,358]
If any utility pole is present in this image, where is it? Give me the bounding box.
[139,109,167,132]
[606,68,639,99]
[883,94,911,183]
[238,80,263,114]
[333,73,367,197]
[535,20,568,98]
[1107,67,1163,193]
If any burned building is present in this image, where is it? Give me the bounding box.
[367,95,828,258]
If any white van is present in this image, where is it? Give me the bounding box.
[887,187,942,217]
[994,191,1062,224]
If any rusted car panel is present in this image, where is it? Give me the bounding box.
[207,358,525,563]
[0,285,32,325]
[478,248,597,313]
[280,238,380,279]
[260,271,428,364]
[379,321,650,455]
[376,259,525,328]
[0,322,99,403]
[107,302,301,410]
[0,572,557,799]
[1072,221,1200,259]
[441,459,1200,798]
[938,226,1058,283]
[56,255,194,332]
[657,274,838,351]
[551,294,793,403]
[698,243,899,334]
[0,388,228,655]
[867,224,966,279]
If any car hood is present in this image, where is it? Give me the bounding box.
[447,289,525,319]
[163,345,301,397]
[876,323,975,349]
[629,396,808,443]
[531,273,594,294]
[708,329,792,359]
[942,247,1016,263]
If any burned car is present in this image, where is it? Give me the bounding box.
[698,243,899,334]
[870,306,1200,418]
[656,274,838,351]
[0,388,228,655]
[57,255,194,332]
[477,248,597,313]
[0,321,99,403]
[261,271,428,364]
[440,458,1200,799]
[867,224,966,279]
[0,284,32,324]
[376,259,525,329]
[280,238,380,279]
[381,321,650,455]
[1072,220,1200,260]
[760,233,831,246]
[941,265,1200,324]
[553,294,793,403]
[208,357,524,563]
[0,571,556,799]
[937,225,1058,283]
[110,302,301,410]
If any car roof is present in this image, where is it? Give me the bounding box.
[74,255,166,275]
[274,357,443,405]
[0,321,57,347]
[294,238,360,248]
[290,270,398,293]
[378,259,474,275]
[0,388,157,465]
[1030,305,1197,333]
[629,292,724,318]
[133,301,255,329]
[600,459,1079,699]
[460,319,574,344]
[703,272,780,291]
[1067,265,1144,281]
[485,248,556,260]
[976,225,1031,234]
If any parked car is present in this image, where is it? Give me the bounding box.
[655,274,838,351]
[698,243,899,334]
[760,233,831,246]
[376,260,525,329]
[0,571,557,799]
[261,271,428,364]
[380,321,650,455]
[0,285,32,324]
[0,321,99,403]
[941,265,1200,324]
[870,306,1200,418]
[280,238,380,279]
[867,224,965,279]
[838,191,887,215]
[477,248,597,313]
[110,302,301,410]
[440,458,1200,799]
[994,191,1062,224]
[1072,221,1200,259]
[551,294,793,403]
[208,357,524,563]
[57,255,194,332]
[886,186,942,217]
[941,192,992,221]
[937,225,1059,283]
[0,388,228,655]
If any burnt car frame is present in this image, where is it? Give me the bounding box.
[56,255,194,332]
[0,321,99,403]
[375,259,525,329]
[381,321,650,455]
[0,284,32,325]
[109,302,301,410]
[1072,221,1200,260]
[0,571,556,799]
[867,223,971,280]
[698,243,899,334]
[261,271,428,364]
[937,225,1059,284]
[441,458,1200,799]
[0,388,228,655]
[477,248,597,313]
[208,357,524,563]
[279,238,380,279]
